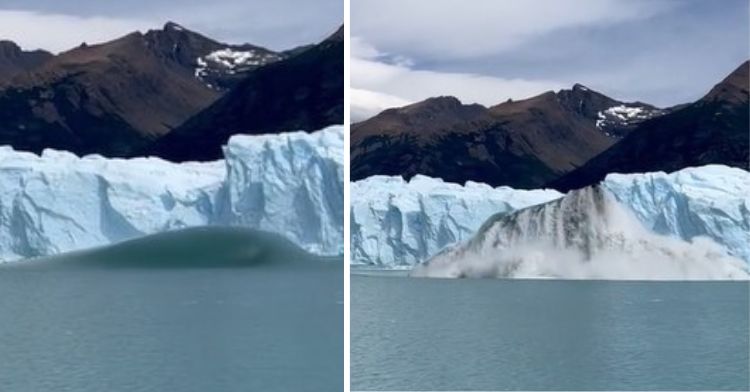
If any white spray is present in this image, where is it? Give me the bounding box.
[412,186,749,280]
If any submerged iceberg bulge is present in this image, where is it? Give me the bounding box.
[0,126,343,262]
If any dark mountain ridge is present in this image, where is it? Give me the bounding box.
[351,83,663,188]
[147,25,344,161]
[0,40,53,82]
[550,61,750,192]
[0,22,296,157]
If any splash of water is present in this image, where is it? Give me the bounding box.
[412,186,749,280]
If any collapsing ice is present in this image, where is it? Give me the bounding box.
[413,185,749,280]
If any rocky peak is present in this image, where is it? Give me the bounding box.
[555,84,621,119]
[418,95,463,108]
[163,21,187,32]
[702,60,749,105]
[0,40,21,57]
[325,25,345,42]
[0,40,53,80]
[397,96,488,120]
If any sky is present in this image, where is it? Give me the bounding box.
[0,0,342,52]
[352,0,750,121]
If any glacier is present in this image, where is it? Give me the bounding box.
[412,166,750,280]
[350,175,563,266]
[0,126,343,262]
[602,165,750,264]
[351,165,750,277]
[222,126,344,256]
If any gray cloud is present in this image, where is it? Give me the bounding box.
[353,0,672,60]
[351,38,565,121]
[0,0,342,52]
[352,0,748,115]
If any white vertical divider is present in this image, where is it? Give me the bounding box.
[342,1,351,390]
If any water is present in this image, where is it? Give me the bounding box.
[0,228,343,392]
[352,274,749,391]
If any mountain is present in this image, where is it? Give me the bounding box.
[553,84,665,137]
[0,40,53,81]
[147,25,344,162]
[351,85,662,189]
[550,61,750,192]
[0,22,284,157]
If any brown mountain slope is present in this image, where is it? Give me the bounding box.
[0,40,53,82]
[147,25,344,162]
[0,22,282,157]
[487,89,616,172]
[351,85,662,188]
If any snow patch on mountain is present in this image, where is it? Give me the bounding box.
[350,175,562,267]
[0,126,343,262]
[206,48,280,71]
[596,105,664,136]
[195,48,281,87]
[413,184,748,280]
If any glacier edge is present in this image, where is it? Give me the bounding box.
[0,126,344,262]
[351,165,750,274]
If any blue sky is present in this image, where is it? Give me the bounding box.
[0,0,342,52]
[352,0,749,121]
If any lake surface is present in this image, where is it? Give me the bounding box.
[0,263,343,391]
[352,274,749,391]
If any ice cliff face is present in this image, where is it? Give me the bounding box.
[0,126,343,262]
[222,127,344,256]
[603,165,750,264]
[351,165,750,277]
[350,175,562,266]
[413,170,749,280]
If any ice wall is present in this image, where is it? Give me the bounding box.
[0,126,343,261]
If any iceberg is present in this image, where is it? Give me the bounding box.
[350,175,562,266]
[413,168,750,280]
[0,126,343,262]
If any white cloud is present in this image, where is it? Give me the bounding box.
[351,37,566,121]
[351,36,379,59]
[0,10,155,52]
[353,0,673,60]
[351,88,411,122]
